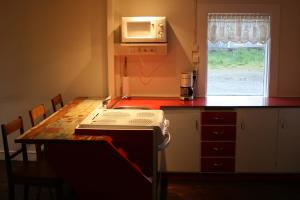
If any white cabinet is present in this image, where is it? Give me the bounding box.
[236,108,300,173]
[236,109,278,172]
[163,109,201,172]
[162,107,300,173]
[277,108,300,172]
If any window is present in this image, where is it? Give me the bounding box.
[206,14,270,96]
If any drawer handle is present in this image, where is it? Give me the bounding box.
[213,162,224,167]
[212,131,224,136]
[212,117,224,121]
[212,147,224,152]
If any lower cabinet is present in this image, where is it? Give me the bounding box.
[236,109,277,172]
[201,111,237,172]
[277,108,300,172]
[163,108,201,172]
[236,108,300,173]
[163,107,300,173]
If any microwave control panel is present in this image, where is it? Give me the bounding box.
[158,23,165,39]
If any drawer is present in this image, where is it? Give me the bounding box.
[201,142,235,157]
[201,158,235,172]
[201,112,236,125]
[201,126,236,141]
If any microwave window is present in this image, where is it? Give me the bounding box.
[127,22,152,37]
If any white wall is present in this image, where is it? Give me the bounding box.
[113,0,300,97]
[0,0,108,156]
[1,0,300,158]
[113,0,195,97]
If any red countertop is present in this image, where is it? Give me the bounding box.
[109,96,300,109]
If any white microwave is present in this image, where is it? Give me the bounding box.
[121,16,167,43]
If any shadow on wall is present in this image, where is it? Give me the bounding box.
[65,0,108,99]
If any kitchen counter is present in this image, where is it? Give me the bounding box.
[109,96,300,109]
[16,97,109,143]
[15,97,154,200]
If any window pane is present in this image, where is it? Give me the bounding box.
[207,41,267,96]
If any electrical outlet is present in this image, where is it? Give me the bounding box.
[192,44,199,51]
[192,51,199,64]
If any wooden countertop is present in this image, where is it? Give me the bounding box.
[109,96,300,109]
[15,97,111,144]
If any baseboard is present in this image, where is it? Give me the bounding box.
[163,172,300,182]
[0,150,37,161]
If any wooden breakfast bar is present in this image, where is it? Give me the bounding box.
[15,97,153,200]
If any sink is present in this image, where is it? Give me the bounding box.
[113,106,150,110]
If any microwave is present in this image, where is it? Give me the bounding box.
[121,16,167,43]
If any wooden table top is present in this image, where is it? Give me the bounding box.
[15,97,111,144]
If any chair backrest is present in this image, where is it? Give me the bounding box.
[29,104,47,127]
[51,94,64,112]
[1,116,28,178]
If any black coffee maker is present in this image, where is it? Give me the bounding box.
[180,72,194,100]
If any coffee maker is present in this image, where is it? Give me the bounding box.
[180,72,194,100]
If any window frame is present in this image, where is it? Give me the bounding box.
[197,4,280,97]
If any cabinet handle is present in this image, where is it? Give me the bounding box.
[212,147,224,152]
[213,117,224,121]
[195,120,199,131]
[240,121,245,130]
[212,131,224,136]
[213,162,224,167]
[280,119,286,129]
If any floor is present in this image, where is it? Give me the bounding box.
[1,161,300,200]
[167,180,300,200]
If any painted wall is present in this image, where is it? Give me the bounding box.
[114,0,300,97]
[114,0,195,97]
[1,0,300,157]
[0,0,107,155]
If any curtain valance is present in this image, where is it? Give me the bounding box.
[208,14,270,44]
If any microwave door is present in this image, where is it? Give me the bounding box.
[127,21,154,39]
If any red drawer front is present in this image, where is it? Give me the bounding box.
[201,158,235,172]
[201,126,236,141]
[201,142,235,157]
[201,112,236,125]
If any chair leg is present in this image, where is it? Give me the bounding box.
[36,186,42,200]
[56,185,63,200]
[49,187,55,200]
[24,185,29,200]
[8,183,15,200]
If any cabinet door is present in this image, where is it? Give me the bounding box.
[277,108,300,172]
[163,109,201,172]
[236,109,277,172]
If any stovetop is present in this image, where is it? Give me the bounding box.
[75,108,165,130]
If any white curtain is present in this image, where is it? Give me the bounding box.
[208,14,270,44]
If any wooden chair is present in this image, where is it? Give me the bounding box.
[1,116,63,200]
[29,104,47,160]
[51,94,64,112]
[29,104,47,127]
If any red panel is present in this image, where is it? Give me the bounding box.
[74,129,154,177]
[201,126,236,141]
[201,112,236,125]
[45,142,152,200]
[201,142,235,157]
[201,158,235,172]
